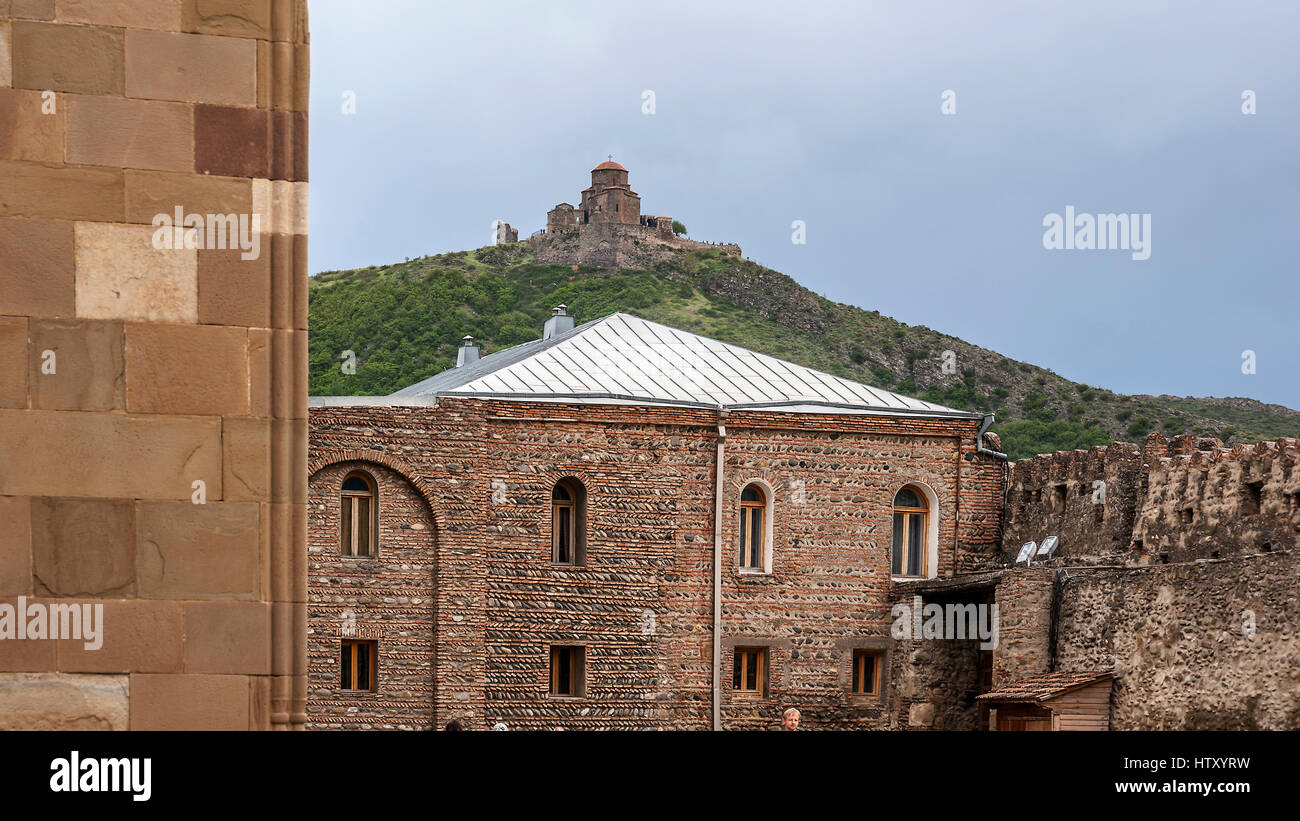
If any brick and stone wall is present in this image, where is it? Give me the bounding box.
[0,0,309,730]
[307,398,1004,729]
[307,460,436,730]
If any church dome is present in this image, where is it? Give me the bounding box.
[593,160,626,171]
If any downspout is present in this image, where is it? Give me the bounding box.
[977,413,1008,461]
[977,414,1010,546]
[712,406,728,731]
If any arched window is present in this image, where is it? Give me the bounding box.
[739,484,767,571]
[340,472,377,557]
[552,478,586,565]
[891,486,928,577]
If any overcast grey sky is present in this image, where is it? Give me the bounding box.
[308,0,1299,410]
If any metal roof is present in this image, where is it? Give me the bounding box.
[388,313,980,418]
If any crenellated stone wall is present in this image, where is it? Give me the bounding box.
[964,432,1300,730]
[1001,433,1300,565]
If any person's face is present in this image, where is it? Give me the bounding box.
[783,713,799,730]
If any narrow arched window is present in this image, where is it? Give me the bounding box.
[341,472,377,557]
[552,478,586,565]
[739,484,766,571]
[892,486,928,577]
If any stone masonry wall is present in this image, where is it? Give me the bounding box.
[307,398,1004,729]
[1055,553,1300,729]
[1001,433,1300,566]
[528,222,741,270]
[979,432,1300,730]
[1001,442,1142,564]
[0,0,309,730]
[1137,434,1300,562]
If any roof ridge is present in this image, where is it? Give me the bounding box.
[387,310,980,418]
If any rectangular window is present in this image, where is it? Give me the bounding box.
[851,650,881,696]
[732,647,766,695]
[892,510,926,577]
[907,512,923,575]
[550,645,585,697]
[340,640,376,691]
[554,504,572,563]
[739,505,764,570]
[341,495,372,556]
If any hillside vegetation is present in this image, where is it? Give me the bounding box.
[309,244,1300,460]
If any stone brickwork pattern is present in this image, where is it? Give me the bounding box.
[0,0,310,731]
[307,398,1003,730]
[307,460,436,730]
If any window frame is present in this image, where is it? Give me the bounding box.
[340,639,377,692]
[891,485,929,579]
[732,646,767,697]
[550,477,587,566]
[850,649,882,697]
[340,471,378,558]
[549,645,586,698]
[737,481,773,574]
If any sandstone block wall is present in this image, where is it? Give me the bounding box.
[307,399,1003,729]
[0,0,309,730]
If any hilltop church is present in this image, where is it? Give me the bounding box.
[496,159,742,268]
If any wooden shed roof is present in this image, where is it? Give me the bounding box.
[976,670,1113,703]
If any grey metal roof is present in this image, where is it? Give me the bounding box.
[387,313,979,418]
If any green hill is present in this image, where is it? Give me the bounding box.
[308,244,1300,460]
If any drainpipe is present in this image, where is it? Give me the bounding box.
[977,413,1008,461]
[712,406,728,731]
[977,414,1011,540]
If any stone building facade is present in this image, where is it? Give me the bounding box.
[307,311,1006,729]
[307,310,1299,731]
[0,0,310,730]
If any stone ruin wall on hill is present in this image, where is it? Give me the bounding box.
[528,222,741,270]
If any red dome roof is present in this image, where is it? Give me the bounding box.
[593,160,626,171]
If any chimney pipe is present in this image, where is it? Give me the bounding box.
[456,334,480,367]
[543,304,575,340]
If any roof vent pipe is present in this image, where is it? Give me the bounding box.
[543,304,575,340]
[456,335,480,367]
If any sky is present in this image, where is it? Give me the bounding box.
[307,0,1300,410]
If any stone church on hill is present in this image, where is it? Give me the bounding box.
[509,160,742,268]
[307,308,1300,731]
